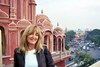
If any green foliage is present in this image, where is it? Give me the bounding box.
[65,45,70,50]
[89,29,100,35]
[75,51,92,62]
[75,51,95,67]
[65,30,76,44]
[86,29,100,46]
[64,30,76,50]
[90,35,100,45]
[78,59,96,67]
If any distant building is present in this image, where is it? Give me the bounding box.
[0,0,70,67]
[75,29,86,41]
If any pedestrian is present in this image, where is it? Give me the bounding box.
[14,25,55,67]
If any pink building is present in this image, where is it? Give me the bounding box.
[0,0,70,67]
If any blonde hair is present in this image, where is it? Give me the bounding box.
[19,25,43,53]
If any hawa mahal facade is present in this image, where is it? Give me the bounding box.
[0,0,70,67]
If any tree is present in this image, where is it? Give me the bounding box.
[65,30,76,44]
[65,29,76,50]
[75,51,95,67]
[86,29,100,46]
[90,35,100,46]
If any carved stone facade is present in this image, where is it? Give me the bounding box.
[0,0,70,67]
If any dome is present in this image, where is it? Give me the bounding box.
[36,13,52,30]
[53,26,64,36]
[36,14,49,21]
[54,27,63,32]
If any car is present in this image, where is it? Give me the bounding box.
[86,47,90,51]
[82,46,90,51]
[82,46,86,50]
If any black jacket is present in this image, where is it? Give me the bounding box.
[14,46,55,67]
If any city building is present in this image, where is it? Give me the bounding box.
[0,0,70,67]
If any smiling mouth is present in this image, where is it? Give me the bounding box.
[30,38,37,41]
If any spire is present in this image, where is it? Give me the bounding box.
[41,10,43,14]
[57,22,59,26]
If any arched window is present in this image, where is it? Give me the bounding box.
[53,35,57,51]
[0,26,6,55]
[58,38,61,51]
[44,35,47,45]
[62,39,64,51]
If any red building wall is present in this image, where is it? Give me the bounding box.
[55,60,65,67]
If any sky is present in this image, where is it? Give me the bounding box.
[35,0,100,31]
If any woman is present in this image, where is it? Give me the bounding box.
[14,25,54,67]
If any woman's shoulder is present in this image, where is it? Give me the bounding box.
[14,48,22,54]
[42,45,50,53]
[43,45,47,49]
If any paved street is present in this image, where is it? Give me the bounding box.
[88,47,100,59]
[66,42,100,67]
[69,46,100,59]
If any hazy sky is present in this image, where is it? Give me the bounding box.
[35,0,100,30]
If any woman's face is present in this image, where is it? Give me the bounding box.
[27,32,39,45]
